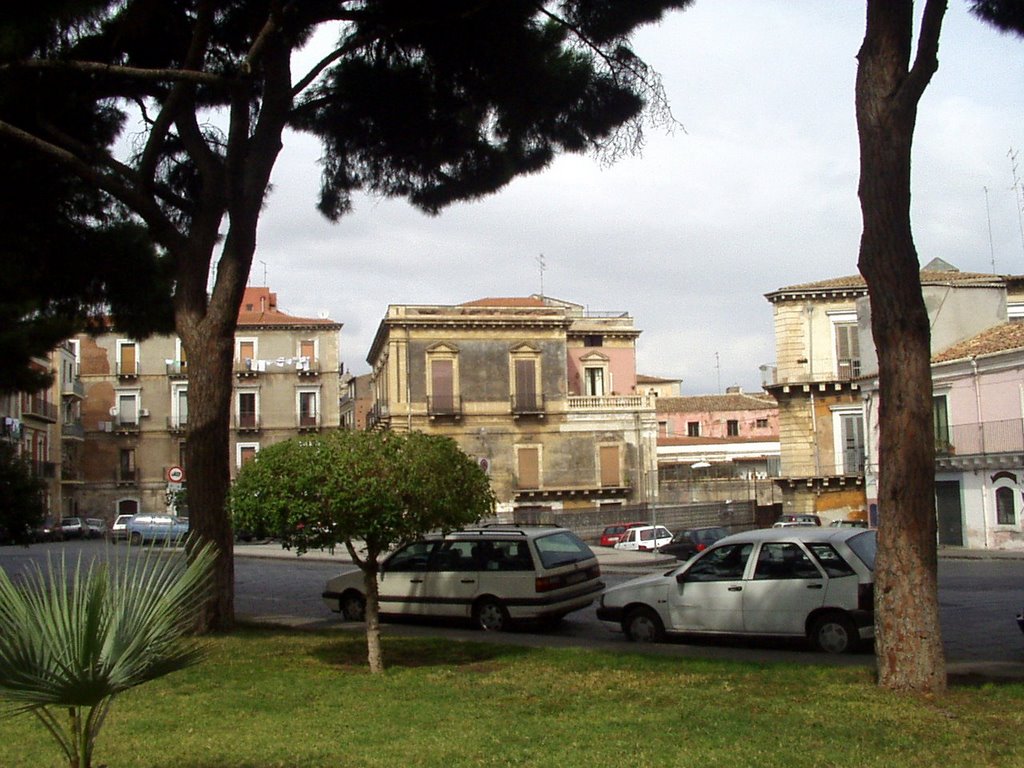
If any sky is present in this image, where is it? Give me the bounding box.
[249,1,1024,395]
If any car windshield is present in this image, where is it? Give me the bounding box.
[845,530,877,571]
[534,531,594,568]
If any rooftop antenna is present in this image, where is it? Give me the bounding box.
[259,260,268,286]
[985,186,997,274]
[1008,148,1024,262]
[715,351,721,393]
[535,253,546,297]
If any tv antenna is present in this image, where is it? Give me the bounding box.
[1008,148,1024,262]
[536,254,546,297]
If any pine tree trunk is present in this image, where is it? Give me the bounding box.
[856,0,947,693]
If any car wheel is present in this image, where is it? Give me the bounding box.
[130,531,143,545]
[340,591,366,622]
[473,597,511,631]
[810,612,859,654]
[623,606,664,643]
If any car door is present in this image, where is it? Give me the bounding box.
[668,543,752,633]
[378,541,438,615]
[741,541,826,635]
[419,540,481,619]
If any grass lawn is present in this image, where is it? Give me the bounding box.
[3,625,1022,768]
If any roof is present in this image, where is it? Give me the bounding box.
[459,297,548,308]
[237,287,340,329]
[657,435,776,448]
[637,374,682,384]
[656,393,777,413]
[932,322,1024,364]
[765,268,1004,302]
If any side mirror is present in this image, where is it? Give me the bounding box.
[675,571,687,585]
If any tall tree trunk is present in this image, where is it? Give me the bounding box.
[856,0,947,693]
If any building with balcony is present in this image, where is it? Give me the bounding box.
[365,295,658,518]
[71,287,343,521]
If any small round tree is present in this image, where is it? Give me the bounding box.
[230,430,495,672]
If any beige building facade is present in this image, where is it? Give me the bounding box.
[366,296,658,519]
[71,287,342,521]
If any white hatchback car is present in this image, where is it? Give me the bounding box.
[597,527,876,653]
[613,525,672,552]
[322,526,603,631]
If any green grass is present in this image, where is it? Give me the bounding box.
[3,625,1022,768]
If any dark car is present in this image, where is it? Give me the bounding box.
[660,526,730,561]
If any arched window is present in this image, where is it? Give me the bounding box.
[995,486,1016,525]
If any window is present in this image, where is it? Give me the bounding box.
[833,408,865,474]
[755,418,769,429]
[237,443,259,468]
[584,366,605,396]
[171,384,188,429]
[237,339,257,369]
[599,445,620,487]
[832,318,860,378]
[117,341,138,377]
[584,334,603,347]
[933,394,951,452]
[426,345,460,415]
[517,446,540,489]
[687,421,700,437]
[753,543,821,580]
[237,391,259,429]
[511,353,541,412]
[996,486,1016,525]
[116,392,139,427]
[119,448,136,483]
[298,389,319,428]
[658,421,669,437]
[726,419,739,437]
[686,543,752,582]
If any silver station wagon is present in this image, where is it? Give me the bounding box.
[597,527,876,653]
[322,526,604,631]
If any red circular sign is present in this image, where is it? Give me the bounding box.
[167,466,185,483]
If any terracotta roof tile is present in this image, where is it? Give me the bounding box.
[656,393,776,413]
[933,322,1024,363]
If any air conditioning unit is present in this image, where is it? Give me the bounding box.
[101,421,113,432]
[140,408,150,417]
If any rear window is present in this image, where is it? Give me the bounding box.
[533,531,595,569]
[845,530,877,571]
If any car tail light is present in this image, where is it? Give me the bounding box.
[535,564,600,593]
[696,543,707,551]
[858,582,874,612]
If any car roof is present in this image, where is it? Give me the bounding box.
[420,526,574,541]
[716,526,873,546]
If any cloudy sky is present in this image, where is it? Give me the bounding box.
[250,1,1024,394]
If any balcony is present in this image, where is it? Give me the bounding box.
[168,417,188,434]
[511,393,546,418]
[23,396,57,422]
[62,378,85,398]
[116,468,138,486]
[236,413,261,433]
[116,361,139,379]
[62,421,85,440]
[567,394,652,411]
[31,460,57,479]
[112,416,140,434]
[427,395,462,420]
[166,360,188,378]
[936,419,1024,470]
[298,413,321,432]
[367,403,390,430]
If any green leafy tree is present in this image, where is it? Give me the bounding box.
[0,443,45,545]
[231,431,495,672]
[0,1,689,629]
[0,542,217,768]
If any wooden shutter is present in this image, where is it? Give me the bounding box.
[239,341,255,363]
[515,358,536,410]
[517,447,539,489]
[600,445,620,487]
[431,359,454,411]
[120,344,136,374]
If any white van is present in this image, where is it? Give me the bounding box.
[613,525,672,552]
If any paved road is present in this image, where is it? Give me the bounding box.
[4,540,1023,677]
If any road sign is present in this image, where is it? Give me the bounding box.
[167,465,185,483]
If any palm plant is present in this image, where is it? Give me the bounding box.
[0,542,216,768]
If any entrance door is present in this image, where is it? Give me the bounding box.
[935,480,964,546]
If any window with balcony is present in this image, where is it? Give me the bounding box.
[236,338,258,373]
[116,392,140,429]
[833,408,865,474]
[119,448,136,484]
[510,347,543,414]
[170,385,188,431]
[298,389,320,429]
[933,394,951,454]
[427,345,460,417]
[832,320,860,379]
[117,340,139,377]
[237,390,259,430]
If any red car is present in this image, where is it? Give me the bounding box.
[599,522,648,547]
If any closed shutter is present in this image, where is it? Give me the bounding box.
[431,359,454,411]
[600,445,620,487]
[515,358,536,410]
[517,447,539,489]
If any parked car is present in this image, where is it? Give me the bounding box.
[126,515,189,545]
[660,526,730,561]
[829,519,869,529]
[599,522,648,547]
[322,526,603,631]
[110,514,134,542]
[597,527,877,654]
[31,517,63,542]
[613,525,672,552]
[85,517,108,539]
[773,513,822,528]
[60,517,86,539]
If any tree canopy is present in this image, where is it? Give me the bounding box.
[230,430,495,670]
[0,1,689,629]
[0,443,45,545]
